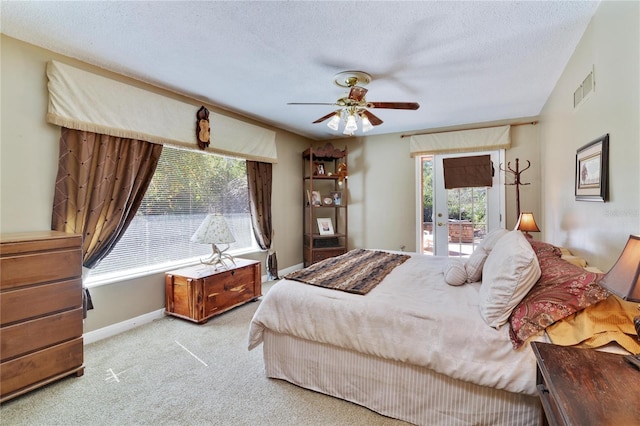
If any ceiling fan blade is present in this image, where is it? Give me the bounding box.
[348,86,368,102]
[312,111,340,124]
[368,102,420,110]
[288,102,337,106]
[361,110,383,126]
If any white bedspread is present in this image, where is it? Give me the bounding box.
[248,253,538,396]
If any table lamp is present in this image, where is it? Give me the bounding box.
[599,235,640,340]
[190,214,236,269]
[515,212,540,238]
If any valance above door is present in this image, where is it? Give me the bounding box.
[409,125,511,156]
[46,60,277,163]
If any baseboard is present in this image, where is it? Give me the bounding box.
[83,308,165,345]
[84,263,303,345]
[275,263,303,277]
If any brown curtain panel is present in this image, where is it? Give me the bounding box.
[51,128,163,314]
[246,161,278,280]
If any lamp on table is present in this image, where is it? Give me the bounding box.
[190,214,237,269]
[515,211,540,238]
[599,235,640,340]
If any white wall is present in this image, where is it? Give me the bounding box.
[538,0,640,270]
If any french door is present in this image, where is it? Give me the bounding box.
[417,151,505,257]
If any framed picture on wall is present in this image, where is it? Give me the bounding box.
[575,133,609,202]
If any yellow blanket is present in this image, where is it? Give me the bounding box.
[546,295,640,354]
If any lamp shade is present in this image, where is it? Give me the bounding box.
[190,214,235,245]
[327,113,341,131]
[599,235,640,302]
[343,113,358,135]
[515,212,540,233]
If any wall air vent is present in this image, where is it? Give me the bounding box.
[574,66,595,109]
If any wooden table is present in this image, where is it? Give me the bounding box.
[531,341,640,426]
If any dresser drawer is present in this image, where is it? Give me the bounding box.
[0,279,82,326]
[0,308,84,362]
[0,248,82,290]
[0,337,84,398]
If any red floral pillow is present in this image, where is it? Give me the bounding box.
[527,239,563,260]
[508,254,609,349]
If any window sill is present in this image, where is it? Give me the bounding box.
[84,247,265,289]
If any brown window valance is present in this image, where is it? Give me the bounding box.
[443,155,493,189]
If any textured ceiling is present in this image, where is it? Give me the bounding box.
[1,1,599,140]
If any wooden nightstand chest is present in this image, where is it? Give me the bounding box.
[531,341,640,426]
[165,258,261,324]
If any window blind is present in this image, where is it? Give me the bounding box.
[88,147,257,279]
[443,155,493,189]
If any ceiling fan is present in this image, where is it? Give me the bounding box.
[288,71,420,135]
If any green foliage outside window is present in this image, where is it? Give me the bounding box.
[139,149,248,216]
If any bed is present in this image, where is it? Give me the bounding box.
[248,230,631,425]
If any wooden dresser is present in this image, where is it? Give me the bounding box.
[165,258,261,324]
[0,231,85,403]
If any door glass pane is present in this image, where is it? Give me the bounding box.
[446,187,487,258]
[421,156,434,255]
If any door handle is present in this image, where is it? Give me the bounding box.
[438,222,444,226]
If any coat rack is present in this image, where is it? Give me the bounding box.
[500,158,531,219]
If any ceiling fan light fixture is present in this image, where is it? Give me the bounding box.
[295,70,418,135]
[360,114,374,133]
[326,113,341,131]
[343,113,358,135]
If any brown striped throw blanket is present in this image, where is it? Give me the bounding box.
[285,249,410,295]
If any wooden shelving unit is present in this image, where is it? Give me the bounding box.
[302,143,348,267]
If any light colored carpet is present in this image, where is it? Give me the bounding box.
[0,282,410,426]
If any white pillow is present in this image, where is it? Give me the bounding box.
[442,258,468,286]
[465,247,488,282]
[480,228,510,251]
[479,230,541,328]
[465,228,509,282]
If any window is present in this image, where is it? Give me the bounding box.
[86,146,257,283]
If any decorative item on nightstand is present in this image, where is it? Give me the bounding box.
[599,234,640,340]
[514,211,540,238]
[190,214,236,269]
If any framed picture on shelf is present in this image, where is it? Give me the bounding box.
[311,190,322,206]
[330,191,342,206]
[314,162,326,176]
[317,218,334,235]
[575,133,608,202]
